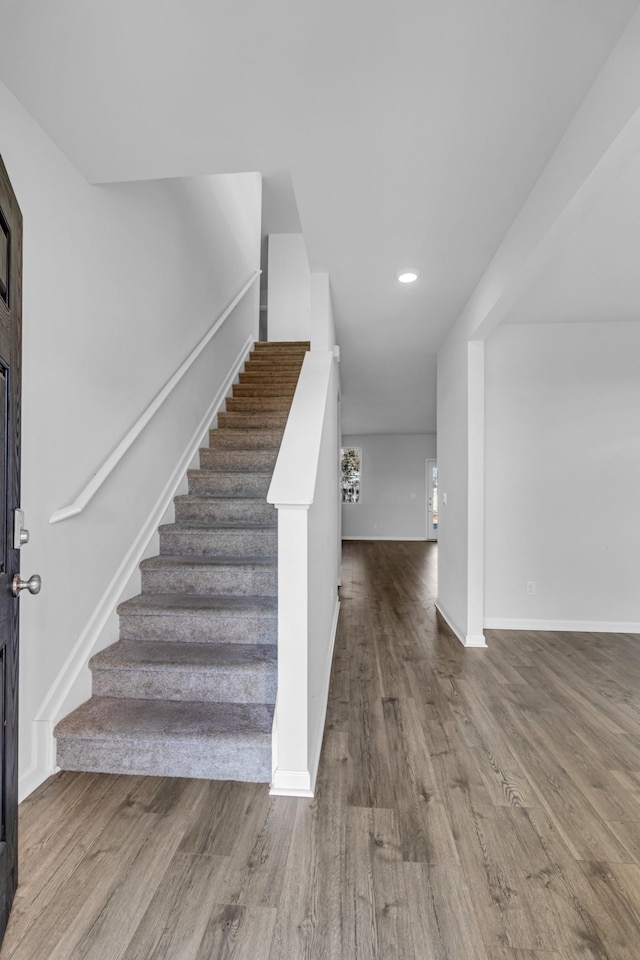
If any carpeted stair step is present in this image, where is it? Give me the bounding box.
[246,345,305,354]
[238,364,300,384]
[140,554,277,596]
[176,494,276,523]
[247,353,307,364]
[90,640,277,704]
[236,377,299,389]
[196,449,278,472]
[244,363,303,376]
[253,340,310,349]
[232,383,297,398]
[186,470,272,497]
[208,428,283,450]
[248,346,304,352]
[251,340,309,355]
[244,353,304,373]
[250,343,309,355]
[117,594,278,644]
[225,397,292,413]
[217,411,288,430]
[159,522,276,557]
[54,698,274,782]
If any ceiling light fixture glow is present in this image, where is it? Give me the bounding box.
[397,270,418,283]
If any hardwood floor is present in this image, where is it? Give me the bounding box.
[4,539,640,958]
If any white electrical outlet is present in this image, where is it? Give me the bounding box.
[526,580,536,596]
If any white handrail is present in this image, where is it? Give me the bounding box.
[50,270,260,524]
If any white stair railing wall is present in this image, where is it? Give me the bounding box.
[267,350,341,796]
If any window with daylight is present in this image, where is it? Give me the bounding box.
[341,447,361,503]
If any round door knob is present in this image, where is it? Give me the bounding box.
[11,573,42,597]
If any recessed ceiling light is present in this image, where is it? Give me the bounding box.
[397,271,418,283]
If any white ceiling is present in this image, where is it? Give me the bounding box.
[1,0,638,432]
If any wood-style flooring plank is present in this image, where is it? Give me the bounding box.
[526,712,640,823]
[466,673,633,862]
[178,780,265,857]
[514,804,625,959]
[428,720,591,951]
[48,813,190,960]
[438,675,537,808]
[194,904,276,960]
[4,808,176,960]
[576,861,640,960]
[507,732,632,861]
[17,773,138,876]
[225,796,298,908]
[120,853,227,960]
[16,771,104,836]
[372,604,413,699]
[607,818,640,864]
[404,862,490,960]
[381,696,459,864]
[14,774,144,912]
[267,800,317,959]
[520,648,640,737]
[490,951,561,960]
[268,731,347,959]
[343,807,415,960]
[345,602,396,809]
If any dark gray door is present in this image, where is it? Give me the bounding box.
[0,154,23,944]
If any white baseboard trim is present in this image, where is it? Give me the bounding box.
[270,769,314,797]
[342,536,426,541]
[19,721,57,802]
[484,618,640,634]
[270,597,341,798]
[270,697,279,784]
[436,601,487,648]
[27,336,254,797]
[464,634,489,648]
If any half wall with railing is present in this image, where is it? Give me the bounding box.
[267,349,341,796]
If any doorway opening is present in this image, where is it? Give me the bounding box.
[426,459,438,541]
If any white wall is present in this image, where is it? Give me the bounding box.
[267,233,311,342]
[485,321,640,630]
[0,80,262,796]
[436,336,469,638]
[341,434,436,540]
[310,273,336,351]
[436,337,486,646]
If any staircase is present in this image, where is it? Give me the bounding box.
[54,341,310,783]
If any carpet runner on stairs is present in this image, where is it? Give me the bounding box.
[54,341,310,783]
